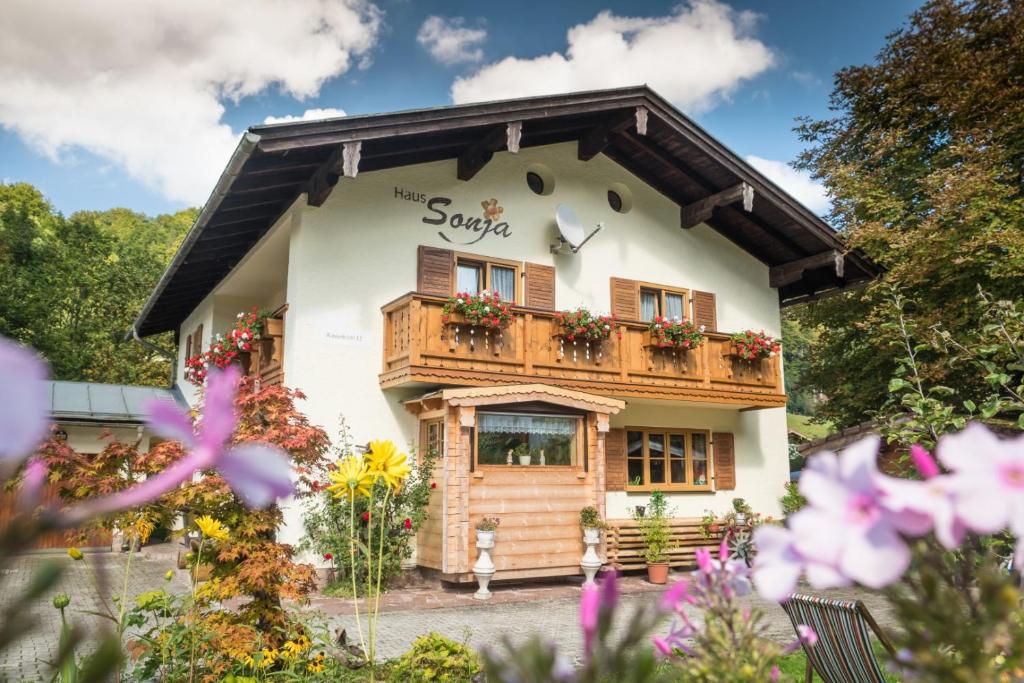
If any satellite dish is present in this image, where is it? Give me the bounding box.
[552,203,604,254]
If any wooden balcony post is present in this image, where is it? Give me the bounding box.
[409,298,422,366]
[524,313,534,374]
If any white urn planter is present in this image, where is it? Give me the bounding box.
[517,454,532,466]
[580,527,603,587]
[473,530,496,600]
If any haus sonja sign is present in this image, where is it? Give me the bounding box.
[395,186,512,246]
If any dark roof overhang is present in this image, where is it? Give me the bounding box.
[133,86,880,336]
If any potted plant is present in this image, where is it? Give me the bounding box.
[579,505,607,544]
[699,510,721,538]
[475,516,500,545]
[441,291,515,328]
[728,330,780,361]
[513,443,531,466]
[634,490,673,584]
[731,497,753,526]
[648,316,705,351]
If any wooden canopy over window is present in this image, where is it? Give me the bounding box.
[134,86,879,337]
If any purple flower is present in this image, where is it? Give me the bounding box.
[0,337,49,465]
[752,524,807,602]
[63,367,293,523]
[793,436,911,588]
[580,582,600,657]
[660,579,692,611]
[910,444,940,479]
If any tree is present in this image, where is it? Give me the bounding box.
[793,0,1024,427]
[0,182,194,386]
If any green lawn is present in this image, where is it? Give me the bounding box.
[787,413,834,441]
[776,641,900,682]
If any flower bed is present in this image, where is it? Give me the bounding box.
[441,291,514,328]
[729,330,780,360]
[647,316,705,350]
[554,307,615,342]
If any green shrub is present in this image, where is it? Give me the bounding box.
[634,490,673,564]
[780,481,806,517]
[388,632,481,683]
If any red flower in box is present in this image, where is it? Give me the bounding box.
[555,307,615,342]
[729,330,781,360]
[441,291,516,327]
[648,317,705,350]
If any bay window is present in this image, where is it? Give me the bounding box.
[475,412,581,467]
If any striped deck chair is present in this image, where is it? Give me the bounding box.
[781,594,896,683]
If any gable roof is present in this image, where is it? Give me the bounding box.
[133,85,880,336]
[48,380,186,425]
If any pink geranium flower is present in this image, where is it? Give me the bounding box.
[874,445,964,550]
[792,435,912,589]
[0,337,50,465]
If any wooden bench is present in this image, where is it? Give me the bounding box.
[606,517,722,571]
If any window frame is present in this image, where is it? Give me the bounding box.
[624,426,712,492]
[473,410,584,470]
[454,251,522,304]
[420,418,444,463]
[637,282,690,322]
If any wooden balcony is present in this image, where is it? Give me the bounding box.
[380,293,785,408]
[242,315,285,388]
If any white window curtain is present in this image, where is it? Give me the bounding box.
[665,293,685,321]
[640,290,659,321]
[478,413,576,436]
[457,264,481,293]
[491,266,516,302]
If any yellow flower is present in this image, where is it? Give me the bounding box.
[307,652,326,673]
[67,547,83,560]
[364,440,411,491]
[194,515,229,541]
[327,455,373,500]
[164,569,175,581]
[258,647,279,668]
[282,636,310,658]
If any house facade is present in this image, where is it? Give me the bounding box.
[133,87,876,582]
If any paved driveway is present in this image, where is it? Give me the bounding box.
[0,547,190,682]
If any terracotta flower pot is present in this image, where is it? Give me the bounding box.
[647,562,670,584]
[708,523,721,534]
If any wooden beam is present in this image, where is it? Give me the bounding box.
[305,141,361,207]
[457,122,521,181]
[679,182,753,229]
[578,110,640,161]
[769,250,844,288]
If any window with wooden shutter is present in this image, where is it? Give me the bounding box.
[523,262,555,309]
[417,245,454,296]
[692,291,717,331]
[193,324,204,355]
[605,428,627,491]
[712,432,735,490]
[610,277,640,319]
[185,331,192,360]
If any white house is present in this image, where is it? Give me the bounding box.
[132,87,876,581]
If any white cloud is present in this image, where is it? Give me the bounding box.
[0,0,382,205]
[263,108,348,125]
[745,155,829,215]
[451,1,774,111]
[417,16,487,65]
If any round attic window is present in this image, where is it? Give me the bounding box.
[607,183,633,214]
[526,171,545,195]
[607,190,623,212]
[525,164,555,196]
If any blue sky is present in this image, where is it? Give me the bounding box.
[0,0,921,218]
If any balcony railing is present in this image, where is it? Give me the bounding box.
[380,293,785,409]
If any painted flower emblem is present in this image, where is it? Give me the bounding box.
[481,198,503,220]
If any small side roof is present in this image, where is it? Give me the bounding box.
[48,381,186,424]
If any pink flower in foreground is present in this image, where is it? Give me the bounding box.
[0,337,50,465]
[63,367,293,524]
[875,462,964,550]
[910,444,940,479]
[580,582,600,657]
[937,423,1024,563]
[792,436,912,588]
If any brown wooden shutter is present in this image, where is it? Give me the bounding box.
[185,331,193,360]
[417,245,454,296]
[523,262,555,309]
[605,428,627,491]
[692,291,717,331]
[193,324,204,355]
[610,277,640,320]
[713,432,735,491]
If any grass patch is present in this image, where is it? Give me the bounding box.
[776,640,900,682]
[787,413,834,441]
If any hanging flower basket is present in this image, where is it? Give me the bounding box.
[227,307,272,353]
[728,330,780,361]
[184,334,239,386]
[647,317,705,351]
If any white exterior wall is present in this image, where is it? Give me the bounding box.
[179,141,789,546]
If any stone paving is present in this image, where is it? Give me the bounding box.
[0,549,897,681]
[0,545,190,683]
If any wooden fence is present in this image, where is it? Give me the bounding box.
[605,517,722,571]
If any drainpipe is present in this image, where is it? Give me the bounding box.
[130,324,177,388]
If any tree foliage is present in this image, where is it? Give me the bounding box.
[0,182,192,386]
[793,0,1024,427]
